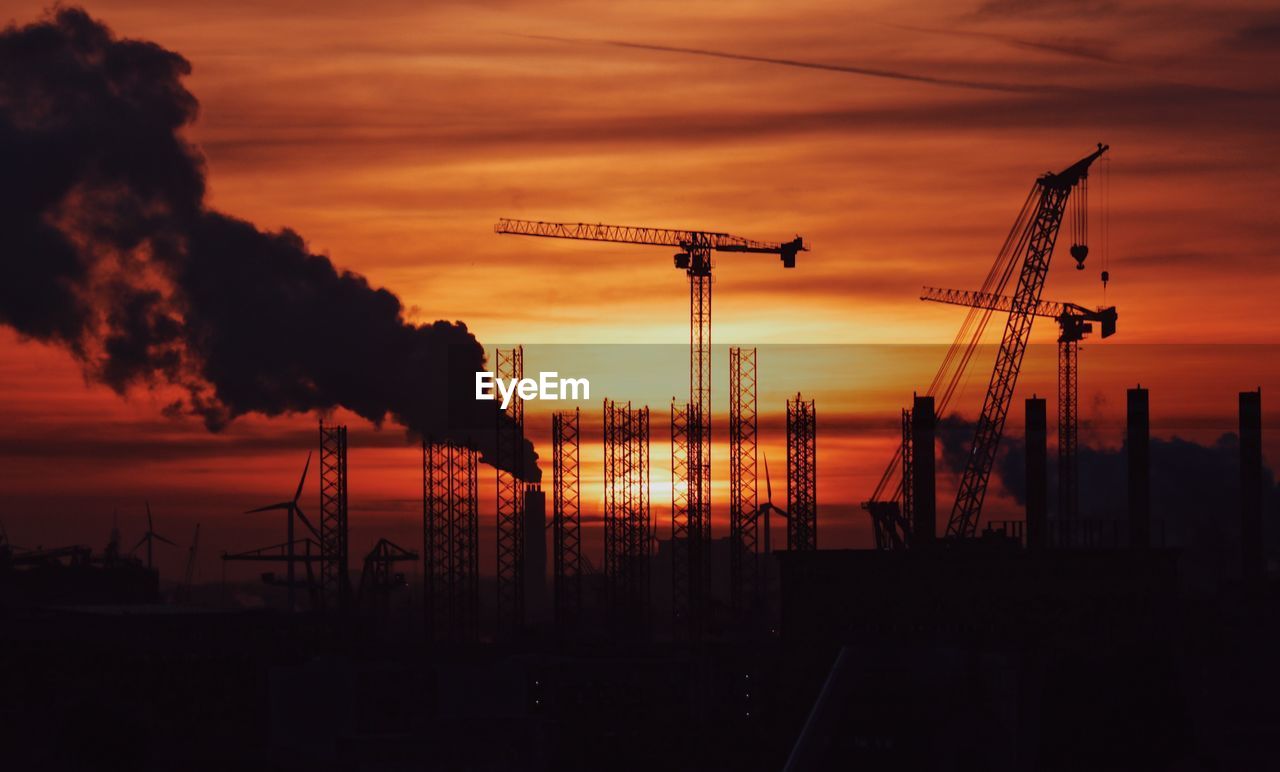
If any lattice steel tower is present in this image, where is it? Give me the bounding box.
[729,347,759,615]
[495,346,526,635]
[319,422,350,610]
[552,408,582,628]
[786,394,817,551]
[604,399,651,631]
[423,440,479,643]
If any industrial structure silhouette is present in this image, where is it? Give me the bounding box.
[3,145,1278,772]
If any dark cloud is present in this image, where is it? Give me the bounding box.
[1226,16,1280,51]
[0,8,536,477]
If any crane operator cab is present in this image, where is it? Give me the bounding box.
[780,237,804,268]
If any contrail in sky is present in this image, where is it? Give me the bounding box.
[521,34,1072,94]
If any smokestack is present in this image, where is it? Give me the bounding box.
[524,484,549,624]
[912,394,936,546]
[1025,397,1047,551]
[1240,389,1263,581]
[0,10,538,479]
[1127,387,1151,549]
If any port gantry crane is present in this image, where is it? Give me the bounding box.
[920,286,1117,524]
[494,219,805,636]
[864,144,1108,545]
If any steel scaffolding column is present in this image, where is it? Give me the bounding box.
[424,441,479,643]
[552,408,582,628]
[900,408,914,539]
[671,401,692,634]
[318,422,349,610]
[688,246,713,638]
[605,399,650,633]
[1057,338,1079,520]
[495,346,525,636]
[729,347,759,615]
[787,394,817,551]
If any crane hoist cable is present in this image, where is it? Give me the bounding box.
[868,186,1038,503]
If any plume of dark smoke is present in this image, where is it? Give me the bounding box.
[0,8,538,478]
[939,413,1278,587]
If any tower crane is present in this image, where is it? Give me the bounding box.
[947,144,1107,538]
[920,286,1117,523]
[863,144,1108,544]
[494,219,805,634]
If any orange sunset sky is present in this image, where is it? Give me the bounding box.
[2,1,1278,582]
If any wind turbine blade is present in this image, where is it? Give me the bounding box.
[154,534,178,547]
[763,453,773,502]
[146,501,153,533]
[131,535,148,553]
[293,451,312,504]
[293,505,320,539]
[246,502,291,514]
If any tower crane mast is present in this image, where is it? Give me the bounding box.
[921,286,1117,524]
[495,218,804,636]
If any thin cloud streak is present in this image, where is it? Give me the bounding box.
[520,34,1073,94]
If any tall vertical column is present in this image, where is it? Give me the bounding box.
[688,254,712,635]
[1058,339,1079,520]
[1127,387,1150,549]
[786,394,817,551]
[495,346,526,636]
[1026,397,1048,551]
[605,400,651,633]
[552,408,582,628]
[911,395,936,547]
[729,347,759,616]
[900,408,914,538]
[424,441,479,643]
[319,422,349,610]
[1240,389,1263,581]
[524,484,548,625]
[670,401,693,635]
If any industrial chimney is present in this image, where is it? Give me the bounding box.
[1127,387,1151,549]
[524,484,549,624]
[1240,389,1263,581]
[1026,397,1048,551]
[912,394,936,546]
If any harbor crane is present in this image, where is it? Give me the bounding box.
[494,218,804,634]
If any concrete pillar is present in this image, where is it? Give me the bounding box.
[1026,397,1048,551]
[1240,390,1263,581]
[912,394,936,546]
[1127,387,1150,549]
[523,485,549,624]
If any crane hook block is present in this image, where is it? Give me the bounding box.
[1070,243,1089,269]
[1101,270,1109,288]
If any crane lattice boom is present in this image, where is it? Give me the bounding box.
[947,144,1108,539]
[494,219,804,262]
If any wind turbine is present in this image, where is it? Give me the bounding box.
[132,501,177,571]
[246,453,318,612]
[758,453,789,557]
